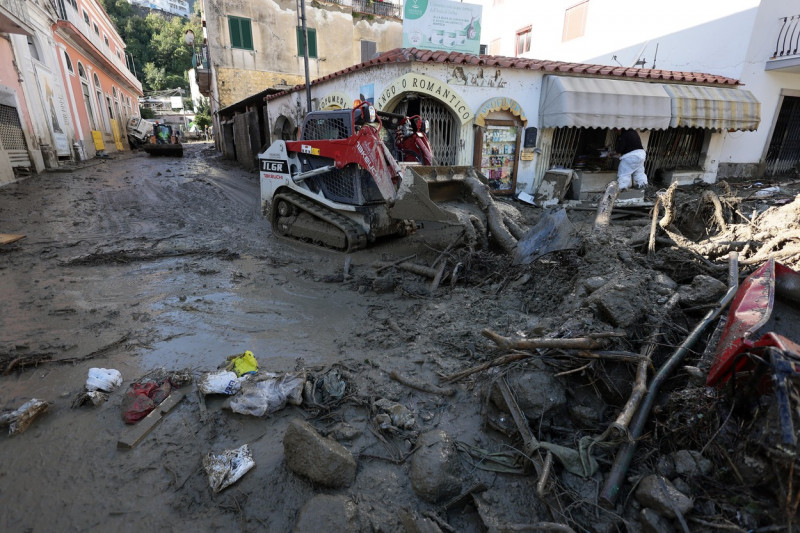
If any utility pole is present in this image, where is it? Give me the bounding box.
[299,0,312,112]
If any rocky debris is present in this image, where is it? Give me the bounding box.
[677,274,727,307]
[671,449,712,478]
[283,418,357,488]
[373,398,416,430]
[326,422,362,441]
[584,277,649,327]
[635,475,693,519]
[409,430,462,502]
[490,363,566,420]
[293,495,359,533]
[640,507,675,533]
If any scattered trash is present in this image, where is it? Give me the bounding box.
[121,377,175,424]
[512,208,579,265]
[85,367,122,392]
[225,350,258,377]
[198,370,243,396]
[118,388,188,448]
[71,390,108,407]
[515,191,536,206]
[202,444,255,493]
[0,398,50,436]
[228,371,305,417]
[753,186,781,198]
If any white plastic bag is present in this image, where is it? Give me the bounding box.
[202,444,255,493]
[85,368,122,392]
[229,372,305,417]
[198,370,242,396]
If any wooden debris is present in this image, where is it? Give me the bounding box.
[0,399,50,436]
[481,329,619,351]
[117,388,188,449]
[390,370,455,396]
[0,234,25,245]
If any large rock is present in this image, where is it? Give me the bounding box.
[635,475,693,519]
[585,278,647,328]
[672,449,712,478]
[409,430,462,502]
[294,495,358,533]
[283,418,357,488]
[678,275,727,307]
[490,364,566,420]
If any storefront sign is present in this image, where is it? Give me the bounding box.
[474,97,527,127]
[319,92,349,110]
[403,0,482,55]
[376,73,474,124]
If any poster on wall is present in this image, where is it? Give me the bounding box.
[359,84,374,105]
[34,64,70,156]
[403,0,482,55]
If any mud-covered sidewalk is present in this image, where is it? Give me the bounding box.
[1,144,799,532]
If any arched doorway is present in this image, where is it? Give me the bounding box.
[390,95,458,165]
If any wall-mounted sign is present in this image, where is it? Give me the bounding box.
[359,84,374,105]
[403,0,482,55]
[375,72,474,124]
[474,97,527,127]
[319,92,349,110]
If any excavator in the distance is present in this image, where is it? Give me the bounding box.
[258,101,522,253]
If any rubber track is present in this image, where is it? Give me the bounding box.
[272,191,368,252]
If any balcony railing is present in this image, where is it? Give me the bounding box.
[352,0,401,18]
[191,45,210,70]
[772,15,800,59]
[0,0,34,34]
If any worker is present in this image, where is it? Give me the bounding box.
[614,129,648,191]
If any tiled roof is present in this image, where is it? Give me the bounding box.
[265,47,742,101]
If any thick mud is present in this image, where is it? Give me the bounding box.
[1,144,798,532]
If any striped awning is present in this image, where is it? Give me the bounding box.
[662,84,760,131]
[539,76,672,130]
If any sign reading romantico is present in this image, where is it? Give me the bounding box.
[375,73,474,124]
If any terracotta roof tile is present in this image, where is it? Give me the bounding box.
[265,47,743,101]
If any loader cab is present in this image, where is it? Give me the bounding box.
[301,111,352,141]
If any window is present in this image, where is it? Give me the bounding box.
[64,51,74,74]
[479,44,487,55]
[360,40,376,63]
[93,23,99,36]
[27,35,40,61]
[83,11,89,25]
[563,1,588,42]
[296,27,317,58]
[104,35,109,47]
[488,38,502,55]
[515,26,531,56]
[228,16,253,50]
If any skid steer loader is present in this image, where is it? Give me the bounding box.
[258,102,519,252]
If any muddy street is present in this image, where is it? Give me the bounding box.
[1,144,799,532]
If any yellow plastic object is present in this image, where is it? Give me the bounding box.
[226,351,258,377]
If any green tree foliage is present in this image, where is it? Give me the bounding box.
[99,0,202,93]
[194,98,212,130]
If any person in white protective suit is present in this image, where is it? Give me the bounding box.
[614,129,648,190]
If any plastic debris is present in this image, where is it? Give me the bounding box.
[121,378,174,424]
[0,398,50,436]
[85,368,123,392]
[228,372,305,417]
[202,444,255,493]
[198,370,243,396]
[225,350,258,377]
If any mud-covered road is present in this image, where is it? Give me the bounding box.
[2,143,797,532]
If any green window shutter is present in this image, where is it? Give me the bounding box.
[241,19,253,50]
[229,18,242,49]
[296,27,317,58]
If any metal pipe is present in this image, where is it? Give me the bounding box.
[599,255,739,507]
[299,0,312,113]
[292,164,335,183]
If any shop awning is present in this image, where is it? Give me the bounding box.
[662,84,760,131]
[539,76,672,130]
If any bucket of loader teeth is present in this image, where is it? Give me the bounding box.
[390,166,487,223]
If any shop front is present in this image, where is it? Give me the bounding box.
[473,97,528,195]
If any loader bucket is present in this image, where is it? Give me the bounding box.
[390,166,487,223]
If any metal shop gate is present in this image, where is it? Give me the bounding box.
[0,104,31,169]
[392,97,458,165]
[765,96,800,177]
[645,127,704,179]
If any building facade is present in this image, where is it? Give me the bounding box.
[476,0,800,179]
[195,0,403,141]
[264,48,760,196]
[128,0,191,19]
[0,0,142,181]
